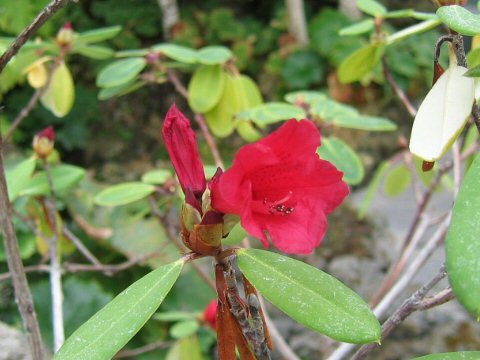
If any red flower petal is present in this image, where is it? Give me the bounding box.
[162,104,206,199]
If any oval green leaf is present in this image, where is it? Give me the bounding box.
[357,0,387,17]
[358,161,390,219]
[141,169,172,185]
[196,46,233,65]
[54,260,184,360]
[446,154,480,318]
[75,26,122,44]
[339,19,375,36]
[383,164,412,197]
[412,352,480,360]
[437,5,480,36]
[96,58,146,88]
[284,91,326,105]
[338,44,385,84]
[317,136,364,185]
[6,156,36,201]
[152,43,197,64]
[20,165,85,197]
[237,248,381,344]
[94,182,155,207]
[250,102,306,125]
[336,115,397,131]
[41,62,75,117]
[98,80,145,100]
[170,320,200,339]
[188,65,224,113]
[73,45,114,60]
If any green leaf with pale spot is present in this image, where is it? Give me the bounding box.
[196,46,233,65]
[237,248,381,344]
[446,154,480,318]
[188,65,224,113]
[54,260,184,360]
[412,352,480,360]
[250,102,305,125]
[95,182,155,206]
[96,58,146,88]
[437,5,480,36]
[317,137,364,185]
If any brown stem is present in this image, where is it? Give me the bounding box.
[382,58,417,117]
[166,69,224,168]
[0,0,71,73]
[0,135,45,359]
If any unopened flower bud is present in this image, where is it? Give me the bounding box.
[33,126,55,158]
[202,300,217,331]
[56,22,75,47]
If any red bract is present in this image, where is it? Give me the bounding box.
[211,119,349,254]
[162,104,206,204]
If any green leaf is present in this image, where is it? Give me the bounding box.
[358,161,390,219]
[20,165,85,197]
[357,0,387,17]
[339,19,375,36]
[196,46,233,65]
[141,169,172,185]
[97,80,145,100]
[284,91,327,105]
[446,154,480,318]
[412,352,480,360]
[464,64,480,78]
[235,74,263,141]
[54,260,184,360]
[75,26,122,44]
[41,62,75,118]
[237,248,381,344]
[94,182,155,207]
[317,137,364,185]
[5,156,36,201]
[152,43,197,64]
[170,320,200,339]
[188,65,224,113]
[383,164,412,197]
[73,45,114,60]
[281,50,325,89]
[166,336,202,360]
[222,223,248,245]
[437,5,480,36]
[338,44,385,83]
[96,58,147,88]
[336,115,397,131]
[250,102,306,125]
[153,311,196,322]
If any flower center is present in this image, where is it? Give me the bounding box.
[262,191,295,216]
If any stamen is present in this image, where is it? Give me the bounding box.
[262,191,295,216]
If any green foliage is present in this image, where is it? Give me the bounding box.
[412,352,480,360]
[96,58,147,88]
[249,102,305,125]
[437,5,480,36]
[338,43,385,84]
[237,248,381,343]
[94,182,155,207]
[5,156,36,201]
[383,164,412,197]
[281,50,325,89]
[188,65,224,113]
[357,0,387,17]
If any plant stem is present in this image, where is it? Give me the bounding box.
[0,135,45,359]
[386,19,441,46]
[0,0,71,73]
[286,0,309,46]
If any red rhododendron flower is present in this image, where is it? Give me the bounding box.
[211,119,349,254]
[162,104,206,207]
[203,299,217,330]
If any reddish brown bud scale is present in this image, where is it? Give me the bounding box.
[422,161,435,172]
[32,126,55,158]
[433,61,445,86]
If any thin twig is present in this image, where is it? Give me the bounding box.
[382,58,417,117]
[0,135,45,359]
[0,0,71,73]
[114,339,173,358]
[165,69,224,168]
[62,226,106,271]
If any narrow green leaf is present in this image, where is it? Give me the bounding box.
[94,182,155,207]
[446,154,480,318]
[141,169,172,185]
[20,165,85,197]
[383,164,412,197]
[338,44,385,83]
[152,43,197,64]
[75,26,122,44]
[96,58,146,88]
[196,46,233,65]
[250,102,306,125]
[54,260,184,360]
[335,115,397,131]
[358,161,390,219]
[116,49,150,58]
[339,19,375,36]
[5,156,36,201]
[73,45,114,60]
[317,137,364,185]
[153,311,196,322]
[412,352,480,360]
[98,80,145,100]
[188,65,224,113]
[170,320,200,339]
[437,5,480,36]
[237,248,381,344]
[357,0,387,17]
[284,91,326,105]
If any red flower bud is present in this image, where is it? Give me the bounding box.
[203,300,217,330]
[33,126,55,158]
[162,104,206,205]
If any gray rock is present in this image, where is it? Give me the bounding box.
[0,322,31,360]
